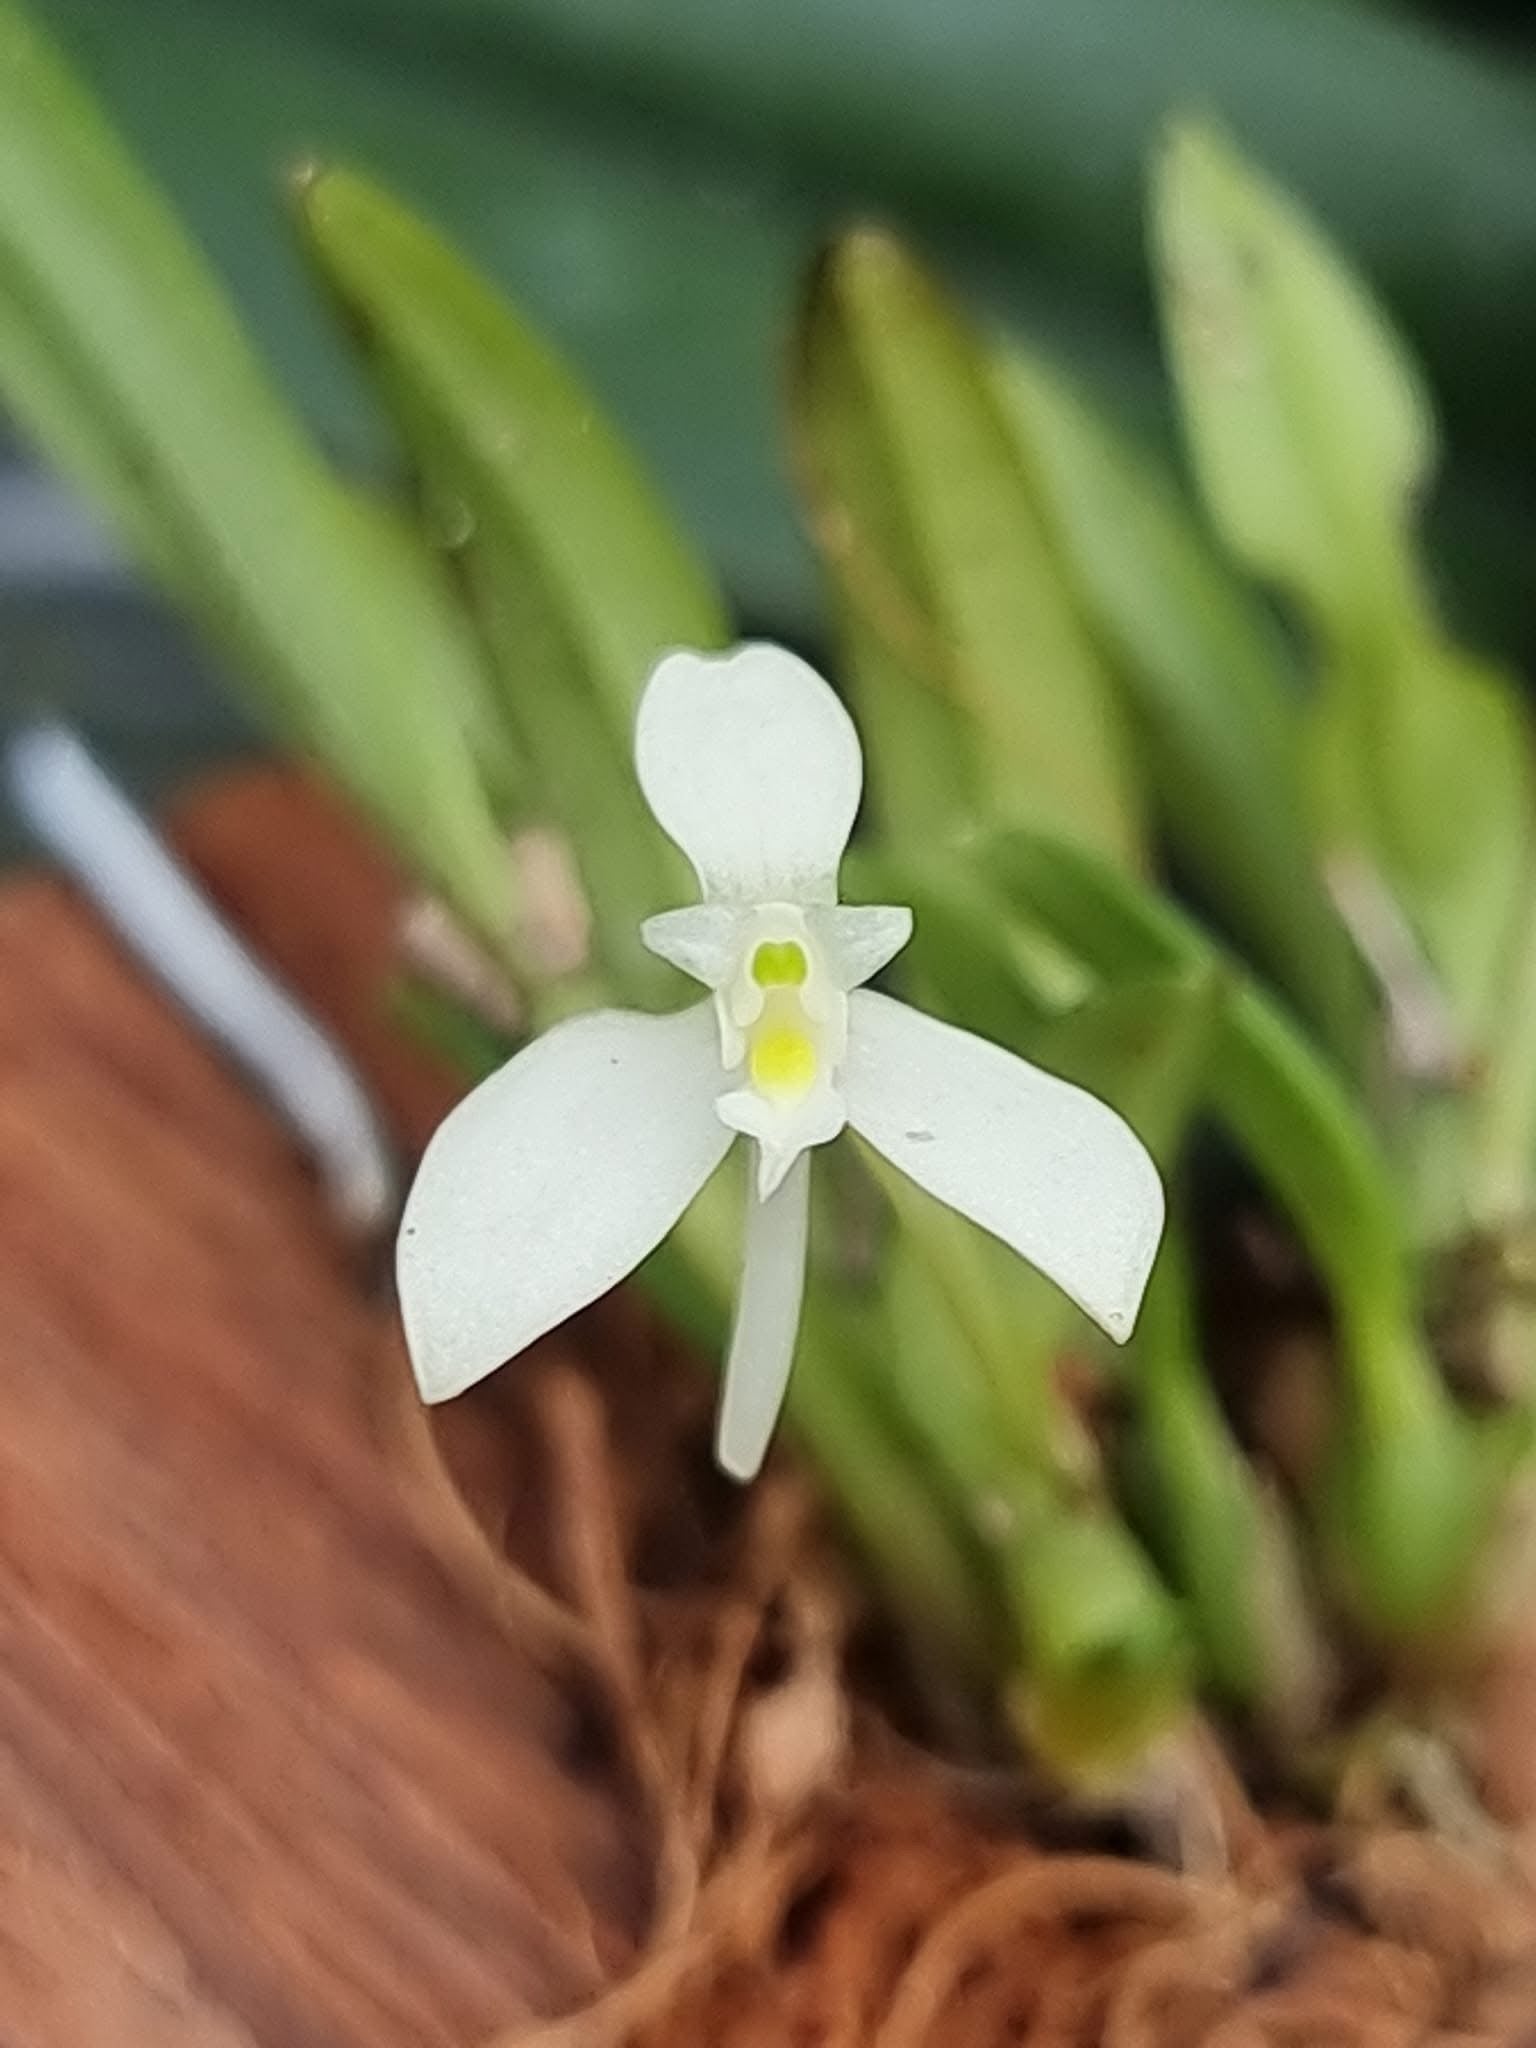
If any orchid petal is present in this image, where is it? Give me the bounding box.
[843,991,1164,1342]
[635,643,862,905]
[398,1002,732,1401]
[809,904,914,989]
[640,902,744,987]
[717,1153,811,1480]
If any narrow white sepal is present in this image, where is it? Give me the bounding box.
[397,1002,732,1402]
[635,643,862,905]
[717,1152,811,1481]
[842,990,1165,1342]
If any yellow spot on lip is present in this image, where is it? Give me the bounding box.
[751,939,808,988]
[749,1022,818,1099]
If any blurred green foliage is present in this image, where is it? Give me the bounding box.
[8,0,1536,1792]
[15,0,1536,650]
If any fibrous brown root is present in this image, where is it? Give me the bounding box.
[388,1340,1536,2048]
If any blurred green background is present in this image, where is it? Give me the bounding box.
[4,0,1536,850]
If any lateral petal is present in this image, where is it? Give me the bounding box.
[843,990,1164,1341]
[397,1002,731,1400]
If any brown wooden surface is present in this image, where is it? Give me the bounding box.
[0,770,638,2048]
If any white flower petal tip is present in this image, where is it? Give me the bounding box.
[715,1155,811,1482]
[635,643,862,906]
[843,991,1166,1347]
[396,1003,732,1404]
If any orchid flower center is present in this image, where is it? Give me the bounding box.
[747,941,818,1101]
[708,904,850,1197]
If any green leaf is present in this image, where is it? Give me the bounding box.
[1464,880,1536,1233]
[869,869,1319,1700]
[264,0,1536,492]
[24,0,1536,661]
[789,228,1143,865]
[791,1311,1004,1705]
[1003,1505,1191,1788]
[1151,118,1430,647]
[1306,642,1534,1066]
[1314,1391,1529,1643]
[294,164,734,1001]
[1029,968,1221,1171]
[1152,118,1535,1056]
[876,1201,1191,1784]
[866,967,1215,1765]
[848,843,1083,1052]
[993,349,1372,1072]
[1128,1226,1326,1724]
[989,828,1513,1636]
[0,0,513,949]
[989,830,1407,1334]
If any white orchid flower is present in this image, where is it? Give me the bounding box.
[397,643,1164,1481]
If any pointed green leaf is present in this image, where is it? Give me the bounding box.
[1152,118,1430,647]
[1152,119,1534,1054]
[792,1315,1003,1696]
[994,349,1372,1071]
[1306,641,1533,1058]
[989,828,1513,1636]
[294,164,732,1004]
[789,227,1143,865]
[0,0,512,948]
[1128,1226,1327,1723]
[876,1187,1190,1784]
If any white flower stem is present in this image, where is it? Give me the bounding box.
[716,1150,811,1481]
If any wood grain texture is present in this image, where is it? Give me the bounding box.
[0,768,640,2048]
